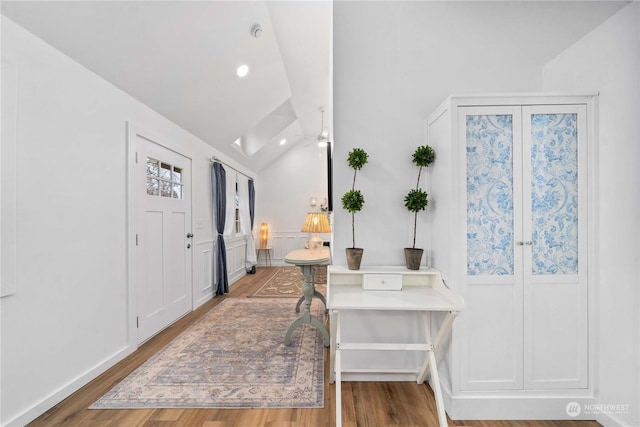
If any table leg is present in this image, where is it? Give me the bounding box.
[295,272,326,313]
[416,311,449,427]
[285,264,330,347]
[417,311,458,384]
[295,295,304,313]
[295,291,326,313]
[329,310,338,383]
[314,290,327,309]
[335,310,342,427]
[428,344,448,427]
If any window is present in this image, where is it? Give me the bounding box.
[146,157,183,199]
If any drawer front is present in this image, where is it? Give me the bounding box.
[362,274,402,291]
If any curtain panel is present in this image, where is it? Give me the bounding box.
[248,179,255,228]
[238,175,257,266]
[212,162,229,295]
[223,171,237,236]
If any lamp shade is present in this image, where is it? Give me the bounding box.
[301,212,331,234]
[259,222,269,249]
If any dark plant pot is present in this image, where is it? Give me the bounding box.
[404,248,424,270]
[346,248,364,270]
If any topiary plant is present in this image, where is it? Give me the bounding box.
[342,148,368,249]
[405,145,435,250]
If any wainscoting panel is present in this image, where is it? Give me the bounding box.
[268,232,315,266]
[225,236,248,284]
[193,240,213,308]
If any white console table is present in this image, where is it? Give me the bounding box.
[327,266,464,427]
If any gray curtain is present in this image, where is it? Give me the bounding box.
[212,162,229,295]
[248,179,255,231]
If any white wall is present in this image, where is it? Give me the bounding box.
[332,1,543,266]
[255,141,328,263]
[0,17,255,426]
[334,2,638,424]
[543,4,640,426]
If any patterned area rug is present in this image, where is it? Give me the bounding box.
[91,298,324,409]
[252,266,327,298]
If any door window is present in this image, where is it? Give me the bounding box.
[466,114,515,276]
[146,157,183,199]
[530,113,578,275]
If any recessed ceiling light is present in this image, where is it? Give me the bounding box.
[237,64,249,77]
[279,139,287,145]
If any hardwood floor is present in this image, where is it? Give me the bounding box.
[29,267,601,427]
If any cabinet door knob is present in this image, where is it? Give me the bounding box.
[525,241,533,245]
[516,241,524,246]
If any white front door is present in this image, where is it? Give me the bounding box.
[136,135,193,344]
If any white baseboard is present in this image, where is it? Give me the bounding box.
[441,384,598,421]
[340,372,419,382]
[257,261,288,267]
[4,345,135,427]
[596,410,635,426]
[194,290,213,309]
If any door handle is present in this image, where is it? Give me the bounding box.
[186,233,193,238]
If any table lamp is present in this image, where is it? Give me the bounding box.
[301,212,331,250]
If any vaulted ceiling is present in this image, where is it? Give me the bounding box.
[1,0,332,171]
[1,1,629,172]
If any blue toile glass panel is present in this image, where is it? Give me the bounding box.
[530,113,578,275]
[466,115,514,276]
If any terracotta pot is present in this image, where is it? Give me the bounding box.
[345,248,364,270]
[404,248,424,270]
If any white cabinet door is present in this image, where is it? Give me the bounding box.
[460,106,524,390]
[522,105,588,389]
[459,104,588,391]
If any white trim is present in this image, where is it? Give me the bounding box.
[193,239,214,308]
[586,95,599,403]
[596,410,631,427]
[261,231,333,267]
[126,122,138,351]
[442,92,599,107]
[440,380,598,421]
[1,58,18,298]
[3,346,134,427]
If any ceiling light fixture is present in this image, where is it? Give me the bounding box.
[237,64,249,77]
[280,139,287,145]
